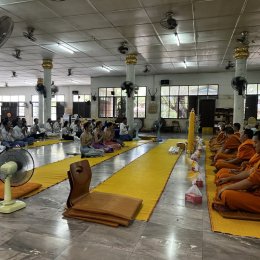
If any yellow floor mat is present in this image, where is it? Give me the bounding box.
[24,140,150,197]
[93,139,184,221]
[28,139,71,148]
[205,142,260,238]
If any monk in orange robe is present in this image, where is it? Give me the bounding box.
[215,152,260,183]
[212,131,260,213]
[233,122,241,138]
[215,129,255,170]
[213,127,241,162]
[210,123,226,152]
[212,169,260,213]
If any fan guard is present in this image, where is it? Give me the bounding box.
[0,149,34,187]
[160,12,178,30]
[0,16,14,48]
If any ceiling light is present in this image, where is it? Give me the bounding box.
[175,32,180,46]
[184,61,187,69]
[102,65,112,72]
[58,43,74,54]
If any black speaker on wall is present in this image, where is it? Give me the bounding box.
[160,80,170,85]
[72,90,79,95]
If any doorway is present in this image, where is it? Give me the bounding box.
[199,99,215,128]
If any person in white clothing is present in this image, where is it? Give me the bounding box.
[119,117,132,141]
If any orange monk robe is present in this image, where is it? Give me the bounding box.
[215,153,260,183]
[234,132,240,138]
[215,139,256,170]
[214,134,241,161]
[210,131,226,151]
[215,169,260,213]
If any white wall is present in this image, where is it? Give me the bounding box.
[1,70,260,129]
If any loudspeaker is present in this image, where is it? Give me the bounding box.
[160,80,170,86]
[72,90,79,95]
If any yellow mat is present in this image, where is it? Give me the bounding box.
[24,140,150,197]
[93,139,184,221]
[28,139,71,148]
[205,141,260,238]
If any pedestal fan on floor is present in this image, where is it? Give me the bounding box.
[133,119,143,140]
[0,149,34,213]
[153,119,162,142]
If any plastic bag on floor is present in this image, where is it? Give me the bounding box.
[195,173,204,188]
[185,184,202,204]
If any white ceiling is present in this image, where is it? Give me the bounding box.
[0,0,259,87]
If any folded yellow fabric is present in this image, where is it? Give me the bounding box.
[94,139,185,221]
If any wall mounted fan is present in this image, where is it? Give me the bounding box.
[51,81,59,97]
[0,16,14,48]
[133,119,143,140]
[231,76,247,96]
[36,83,47,98]
[0,149,34,213]
[121,81,139,98]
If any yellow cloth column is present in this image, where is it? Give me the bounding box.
[187,108,195,154]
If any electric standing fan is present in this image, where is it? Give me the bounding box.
[0,149,34,213]
[133,119,143,140]
[153,119,162,142]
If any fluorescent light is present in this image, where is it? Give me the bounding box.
[175,32,180,46]
[184,61,187,69]
[58,44,74,54]
[102,65,112,72]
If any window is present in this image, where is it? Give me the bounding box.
[160,85,218,119]
[98,87,146,118]
[73,94,91,102]
[31,94,64,120]
[0,95,26,117]
[246,84,260,119]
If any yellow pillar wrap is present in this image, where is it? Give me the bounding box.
[187,108,195,154]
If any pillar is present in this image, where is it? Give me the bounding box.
[42,59,53,122]
[233,46,249,127]
[37,78,44,124]
[125,54,137,135]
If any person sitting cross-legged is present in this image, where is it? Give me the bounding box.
[213,131,260,213]
[215,129,255,170]
[119,117,132,141]
[80,122,104,158]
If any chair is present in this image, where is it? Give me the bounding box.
[172,121,181,133]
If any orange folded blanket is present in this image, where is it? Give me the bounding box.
[0,182,42,199]
[72,191,142,220]
[219,211,260,221]
[63,160,143,227]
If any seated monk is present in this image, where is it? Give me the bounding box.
[233,122,241,138]
[210,123,226,152]
[215,131,260,184]
[212,131,260,213]
[213,168,260,214]
[213,126,241,163]
[215,129,255,170]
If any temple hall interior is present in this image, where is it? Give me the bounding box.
[0,0,259,259]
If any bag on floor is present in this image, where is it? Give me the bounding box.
[185,184,202,204]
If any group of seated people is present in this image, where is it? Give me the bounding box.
[78,117,132,158]
[0,117,35,147]
[209,122,260,214]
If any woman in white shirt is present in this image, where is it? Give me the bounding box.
[119,117,132,141]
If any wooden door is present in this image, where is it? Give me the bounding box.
[199,99,215,127]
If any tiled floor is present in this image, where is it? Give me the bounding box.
[0,135,260,259]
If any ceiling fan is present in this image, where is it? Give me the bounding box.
[23,27,37,42]
[12,49,22,59]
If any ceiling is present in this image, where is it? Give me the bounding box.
[0,0,259,87]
